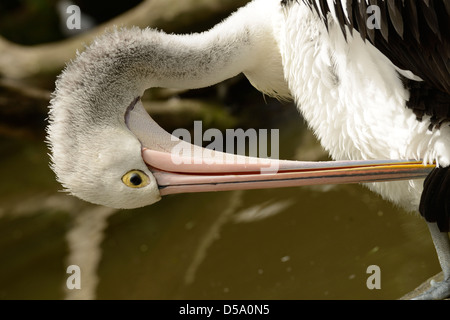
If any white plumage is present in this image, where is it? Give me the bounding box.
[279,2,450,212]
[47,0,450,299]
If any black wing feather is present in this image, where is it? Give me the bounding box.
[404,0,420,43]
[304,0,450,94]
[387,0,404,39]
[318,0,330,32]
[376,0,389,42]
[353,0,368,40]
[333,1,349,41]
[445,1,450,16]
[420,0,441,40]
[420,167,450,232]
[345,0,353,35]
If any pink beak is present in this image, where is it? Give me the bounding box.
[144,149,433,196]
[127,99,435,197]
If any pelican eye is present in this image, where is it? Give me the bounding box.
[122,170,150,188]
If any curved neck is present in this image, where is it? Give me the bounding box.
[53,0,288,130]
[80,0,286,101]
[137,25,253,90]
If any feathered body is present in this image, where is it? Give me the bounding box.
[278,0,450,229]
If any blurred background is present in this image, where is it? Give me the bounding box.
[0,0,441,299]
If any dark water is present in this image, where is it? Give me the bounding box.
[0,113,441,300]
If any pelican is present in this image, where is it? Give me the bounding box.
[47,0,450,299]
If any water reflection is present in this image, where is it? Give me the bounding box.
[64,205,116,299]
[0,113,441,300]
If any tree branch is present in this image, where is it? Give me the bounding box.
[0,0,248,79]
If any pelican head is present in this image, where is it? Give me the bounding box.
[47,2,292,209]
[47,40,161,208]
